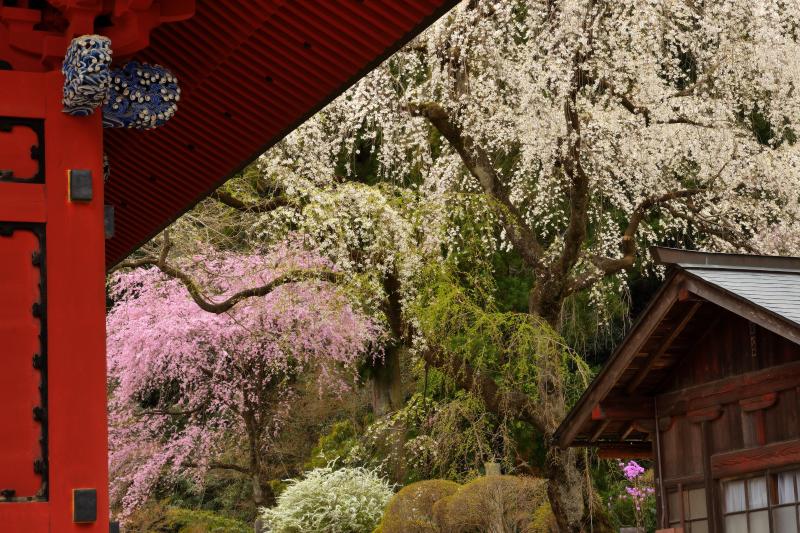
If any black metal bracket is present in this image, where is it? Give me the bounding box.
[0,117,45,184]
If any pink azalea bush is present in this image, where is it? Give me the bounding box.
[107,242,381,518]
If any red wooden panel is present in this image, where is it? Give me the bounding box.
[0,125,38,180]
[42,70,109,533]
[0,183,45,223]
[0,227,43,499]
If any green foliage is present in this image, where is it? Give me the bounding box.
[349,392,518,484]
[434,476,547,532]
[305,420,360,470]
[378,476,546,533]
[261,466,393,533]
[530,501,558,533]
[379,479,461,533]
[124,502,251,533]
[412,266,592,416]
[559,287,629,364]
[491,250,534,313]
[164,508,251,533]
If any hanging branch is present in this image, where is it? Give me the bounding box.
[420,347,545,433]
[209,189,289,213]
[111,232,341,314]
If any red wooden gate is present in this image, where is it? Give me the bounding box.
[0,70,108,532]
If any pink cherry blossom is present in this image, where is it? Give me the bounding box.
[107,241,381,517]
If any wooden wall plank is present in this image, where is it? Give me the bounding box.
[711,438,800,478]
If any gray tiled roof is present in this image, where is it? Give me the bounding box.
[684,266,800,326]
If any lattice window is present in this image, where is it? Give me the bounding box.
[668,486,709,532]
[722,469,800,532]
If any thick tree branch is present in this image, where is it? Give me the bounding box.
[210,190,289,213]
[564,188,706,295]
[558,88,591,281]
[182,461,250,475]
[112,234,341,314]
[408,101,544,269]
[590,188,706,275]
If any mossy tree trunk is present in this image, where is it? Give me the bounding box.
[370,272,406,416]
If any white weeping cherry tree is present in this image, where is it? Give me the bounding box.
[237,1,800,530]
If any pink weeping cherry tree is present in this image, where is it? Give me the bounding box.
[106,240,381,517]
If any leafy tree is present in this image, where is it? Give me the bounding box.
[244,1,800,529]
[107,242,379,518]
[109,1,800,529]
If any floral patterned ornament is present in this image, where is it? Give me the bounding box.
[61,35,112,116]
[102,62,180,130]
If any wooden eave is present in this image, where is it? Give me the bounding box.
[101,0,460,267]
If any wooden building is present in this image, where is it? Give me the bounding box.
[556,247,800,533]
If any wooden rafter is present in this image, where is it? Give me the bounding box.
[590,420,611,442]
[591,398,654,421]
[626,301,702,394]
[620,422,636,440]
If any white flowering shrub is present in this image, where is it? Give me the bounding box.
[261,466,393,533]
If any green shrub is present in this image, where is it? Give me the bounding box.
[530,501,558,533]
[164,508,251,533]
[123,502,251,533]
[379,479,461,533]
[433,475,547,532]
[261,466,393,533]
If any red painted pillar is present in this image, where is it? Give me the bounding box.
[0,69,109,532]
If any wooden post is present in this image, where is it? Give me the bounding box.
[701,421,719,533]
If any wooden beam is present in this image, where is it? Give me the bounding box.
[627,301,702,394]
[687,406,722,423]
[701,421,721,533]
[662,473,705,486]
[739,393,777,412]
[556,276,681,448]
[591,397,655,421]
[658,359,800,416]
[574,441,653,457]
[590,420,611,442]
[711,438,800,479]
[683,276,800,347]
[621,422,636,440]
[598,446,653,459]
[633,417,674,435]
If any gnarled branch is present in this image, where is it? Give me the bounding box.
[182,461,250,475]
[210,189,288,213]
[407,101,544,269]
[590,188,706,275]
[112,233,341,314]
[566,188,706,295]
